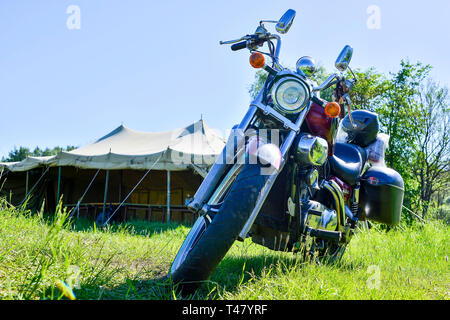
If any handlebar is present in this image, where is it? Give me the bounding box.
[313,74,338,92]
[231,41,248,51]
[221,35,268,52]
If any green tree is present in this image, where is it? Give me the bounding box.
[348,68,389,111]
[4,146,31,162]
[249,69,268,99]
[2,145,77,162]
[411,80,450,218]
[377,61,433,214]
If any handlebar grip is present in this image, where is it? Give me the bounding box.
[231,41,247,51]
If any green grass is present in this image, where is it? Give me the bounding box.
[0,199,448,300]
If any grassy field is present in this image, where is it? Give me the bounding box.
[0,200,448,300]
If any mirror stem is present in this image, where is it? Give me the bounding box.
[348,66,357,82]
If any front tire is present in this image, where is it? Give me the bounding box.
[169,163,270,295]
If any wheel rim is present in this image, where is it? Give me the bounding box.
[170,215,209,274]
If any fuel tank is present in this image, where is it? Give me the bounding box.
[305,102,339,156]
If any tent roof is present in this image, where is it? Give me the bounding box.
[0,120,226,172]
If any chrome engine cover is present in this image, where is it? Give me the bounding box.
[295,134,328,166]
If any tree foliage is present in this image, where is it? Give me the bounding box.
[2,145,76,162]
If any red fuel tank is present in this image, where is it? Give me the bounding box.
[305,102,339,155]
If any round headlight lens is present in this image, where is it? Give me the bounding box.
[271,78,309,114]
[283,86,301,104]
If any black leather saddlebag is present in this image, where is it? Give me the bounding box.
[360,166,404,225]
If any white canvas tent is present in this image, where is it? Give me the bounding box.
[0,120,226,223]
[1,120,225,173]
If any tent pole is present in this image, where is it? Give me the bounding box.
[25,171,29,199]
[119,170,123,220]
[19,167,50,207]
[167,170,171,223]
[56,166,62,203]
[119,170,123,202]
[102,170,110,218]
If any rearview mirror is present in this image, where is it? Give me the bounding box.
[335,45,353,72]
[276,9,296,34]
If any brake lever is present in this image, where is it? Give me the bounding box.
[219,35,251,45]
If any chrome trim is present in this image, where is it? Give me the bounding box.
[295,134,329,166]
[320,208,338,231]
[275,9,296,34]
[269,34,282,69]
[306,169,320,190]
[219,35,251,45]
[321,180,344,230]
[307,207,338,232]
[251,101,302,132]
[345,205,354,220]
[270,77,310,115]
[329,179,346,226]
[313,73,338,92]
[207,158,244,206]
[259,20,279,27]
[335,45,353,72]
[296,56,317,78]
[307,200,328,214]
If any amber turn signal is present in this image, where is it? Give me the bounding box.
[249,52,265,68]
[324,102,341,118]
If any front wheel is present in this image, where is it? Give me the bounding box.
[169,164,270,294]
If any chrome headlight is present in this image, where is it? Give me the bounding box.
[271,77,310,114]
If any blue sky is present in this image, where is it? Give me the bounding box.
[1,0,449,159]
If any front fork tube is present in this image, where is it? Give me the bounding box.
[187,104,258,213]
[237,108,309,240]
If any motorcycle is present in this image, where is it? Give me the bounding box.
[168,9,405,294]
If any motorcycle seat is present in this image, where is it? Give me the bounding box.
[329,142,367,186]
